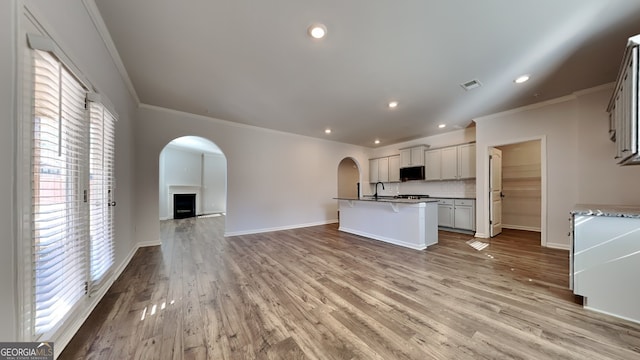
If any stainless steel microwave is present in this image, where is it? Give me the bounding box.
[400,166,425,181]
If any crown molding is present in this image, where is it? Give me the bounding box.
[474,82,615,123]
[81,0,140,104]
[138,103,367,149]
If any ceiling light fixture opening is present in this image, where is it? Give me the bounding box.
[388,101,399,109]
[514,74,530,84]
[374,139,380,145]
[324,128,331,134]
[438,124,446,129]
[308,24,327,39]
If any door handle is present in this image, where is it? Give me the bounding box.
[500,192,505,198]
[108,201,117,207]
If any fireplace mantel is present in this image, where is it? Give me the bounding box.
[168,185,201,219]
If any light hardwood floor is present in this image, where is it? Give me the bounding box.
[60,216,640,359]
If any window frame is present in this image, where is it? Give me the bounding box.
[19,30,118,344]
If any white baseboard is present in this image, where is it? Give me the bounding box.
[137,239,162,248]
[55,238,162,357]
[583,305,640,325]
[474,232,489,238]
[224,219,339,237]
[338,226,427,250]
[503,224,541,232]
[545,242,570,250]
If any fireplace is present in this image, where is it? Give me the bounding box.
[173,193,196,219]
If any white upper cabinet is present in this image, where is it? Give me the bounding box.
[424,149,441,181]
[457,143,476,179]
[388,155,400,182]
[400,145,427,167]
[369,155,400,183]
[378,157,389,182]
[441,147,458,180]
[369,158,379,183]
[608,35,640,165]
[424,143,476,181]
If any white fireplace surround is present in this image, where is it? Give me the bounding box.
[168,185,201,219]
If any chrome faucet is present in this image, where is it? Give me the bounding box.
[374,181,385,199]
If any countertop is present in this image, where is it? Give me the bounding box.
[334,196,440,204]
[571,204,640,218]
[429,196,476,200]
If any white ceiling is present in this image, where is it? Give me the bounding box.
[94,0,640,147]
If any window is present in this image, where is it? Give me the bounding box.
[88,100,116,290]
[28,37,117,340]
[32,49,89,336]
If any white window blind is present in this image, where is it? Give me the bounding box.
[32,49,89,336]
[88,101,115,291]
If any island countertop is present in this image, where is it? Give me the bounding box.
[335,197,438,250]
[334,196,440,205]
[571,204,640,218]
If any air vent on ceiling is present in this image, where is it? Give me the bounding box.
[460,79,482,91]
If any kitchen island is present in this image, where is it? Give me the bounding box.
[571,204,640,323]
[335,197,439,250]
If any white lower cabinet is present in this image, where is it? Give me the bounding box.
[572,213,640,322]
[435,198,475,232]
[436,199,454,227]
[453,199,475,231]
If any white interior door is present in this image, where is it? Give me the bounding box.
[489,148,503,237]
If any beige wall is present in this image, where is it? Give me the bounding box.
[1,0,17,341]
[498,140,541,231]
[475,85,640,249]
[134,104,370,240]
[337,158,360,198]
[575,88,640,204]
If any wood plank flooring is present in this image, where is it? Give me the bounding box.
[60,217,640,359]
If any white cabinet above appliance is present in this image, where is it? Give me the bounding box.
[400,145,428,168]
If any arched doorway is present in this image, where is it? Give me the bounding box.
[158,136,227,221]
[337,157,360,198]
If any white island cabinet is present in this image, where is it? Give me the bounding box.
[572,204,640,323]
[336,198,438,250]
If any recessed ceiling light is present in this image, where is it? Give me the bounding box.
[514,75,530,84]
[308,24,327,39]
[438,124,446,129]
[374,139,380,144]
[324,128,331,134]
[388,101,399,109]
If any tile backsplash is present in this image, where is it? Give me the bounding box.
[369,179,476,198]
